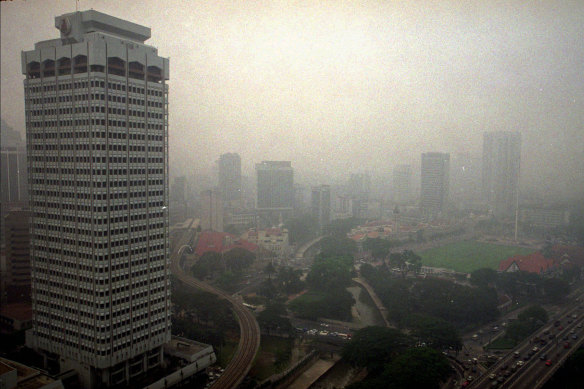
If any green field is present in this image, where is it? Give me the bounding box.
[418,240,535,273]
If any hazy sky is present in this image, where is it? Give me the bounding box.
[2,0,583,200]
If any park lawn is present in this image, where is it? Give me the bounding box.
[418,240,535,273]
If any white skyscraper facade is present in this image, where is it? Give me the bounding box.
[22,10,170,387]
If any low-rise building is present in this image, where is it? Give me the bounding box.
[244,228,291,261]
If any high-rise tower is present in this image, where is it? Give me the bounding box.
[22,10,170,387]
[420,152,450,215]
[482,132,521,219]
[217,153,242,207]
[311,185,331,232]
[393,164,412,204]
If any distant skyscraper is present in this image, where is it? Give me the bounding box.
[1,122,28,204]
[200,189,224,232]
[393,165,412,204]
[256,161,294,210]
[348,172,371,201]
[218,153,242,207]
[171,176,186,203]
[420,153,450,214]
[311,185,331,231]
[2,208,31,303]
[22,10,170,387]
[482,132,521,218]
[450,152,481,208]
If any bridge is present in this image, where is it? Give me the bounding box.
[169,221,261,389]
[294,235,325,260]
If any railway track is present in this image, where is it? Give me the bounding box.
[170,224,261,389]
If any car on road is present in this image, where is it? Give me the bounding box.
[564,342,571,349]
[489,374,496,380]
[545,359,552,366]
[517,360,524,367]
[539,354,547,360]
[513,351,520,358]
[572,334,578,340]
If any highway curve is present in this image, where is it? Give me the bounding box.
[170,225,261,389]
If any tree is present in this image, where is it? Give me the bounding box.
[407,314,462,351]
[289,289,354,321]
[263,261,276,280]
[383,347,452,389]
[223,247,255,272]
[542,277,570,302]
[518,305,548,324]
[389,252,406,276]
[470,268,498,288]
[285,214,319,244]
[403,250,422,274]
[257,303,293,335]
[307,255,353,291]
[342,326,411,372]
[325,217,364,238]
[191,251,222,279]
[320,236,357,257]
[364,238,393,261]
[274,266,305,294]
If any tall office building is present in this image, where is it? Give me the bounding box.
[420,152,450,215]
[200,190,224,232]
[348,172,371,201]
[393,165,412,204]
[1,121,29,217]
[482,132,521,218]
[217,153,242,207]
[311,185,331,232]
[22,10,170,387]
[256,161,294,210]
[450,152,481,208]
[2,209,31,303]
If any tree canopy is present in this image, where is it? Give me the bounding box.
[363,237,393,260]
[307,254,354,291]
[342,326,411,372]
[319,236,357,257]
[470,268,498,288]
[407,314,462,351]
[382,347,452,389]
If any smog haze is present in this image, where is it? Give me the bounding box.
[2,0,583,201]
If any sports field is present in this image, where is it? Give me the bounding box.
[418,240,536,273]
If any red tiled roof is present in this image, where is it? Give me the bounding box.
[195,231,257,257]
[498,252,555,274]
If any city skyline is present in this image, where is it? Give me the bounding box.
[1,1,583,202]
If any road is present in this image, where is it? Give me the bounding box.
[352,277,391,327]
[467,297,584,389]
[169,222,261,389]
